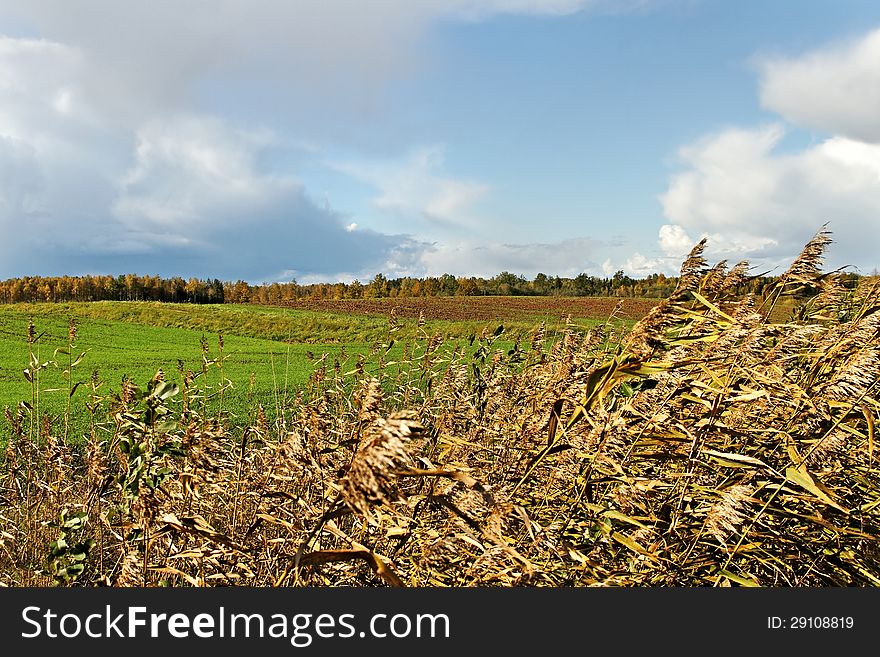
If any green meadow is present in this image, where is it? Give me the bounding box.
[0,301,620,443]
[0,305,361,442]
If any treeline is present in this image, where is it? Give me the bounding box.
[0,269,797,305]
[0,274,226,304]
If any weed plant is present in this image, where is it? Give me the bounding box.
[0,229,877,586]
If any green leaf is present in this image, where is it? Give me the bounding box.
[785,467,849,513]
[610,532,660,563]
[156,419,178,433]
[65,563,85,576]
[704,449,771,470]
[603,509,649,530]
[728,389,767,402]
[690,291,736,322]
[62,511,88,530]
[153,381,180,401]
[668,333,722,344]
[718,569,760,587]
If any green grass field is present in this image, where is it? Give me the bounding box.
[0,301,633,443]
[0,306,358,442]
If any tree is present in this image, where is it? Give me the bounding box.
[185,277,204,303]
[439,273,458,296]
[366,273,389,298]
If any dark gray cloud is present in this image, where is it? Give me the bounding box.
[2,186,423,282]
[0,1,659,282]
[0,28,428,282]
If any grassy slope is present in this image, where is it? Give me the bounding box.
[0,306,368,441]
[4,300,625,342]
[5,302,392,344]
[0,301,631,442]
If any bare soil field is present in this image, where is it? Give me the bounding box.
[280,296,659,322]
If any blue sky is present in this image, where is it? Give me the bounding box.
[0,1,879,283]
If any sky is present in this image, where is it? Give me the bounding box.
[0,0,879,284]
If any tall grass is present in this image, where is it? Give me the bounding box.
[1,230,878,586]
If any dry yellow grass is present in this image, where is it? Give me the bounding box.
[1,229,878,587]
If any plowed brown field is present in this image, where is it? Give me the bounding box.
[280,296,658,322]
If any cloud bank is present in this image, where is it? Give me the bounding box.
[0,1,621,281]
[3,3,876,283]
[659,28,880,275]
[330,146,490,232]
[759,28,880,143]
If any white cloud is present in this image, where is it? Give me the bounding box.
[113,115,289,229]
[449,0,665,19]
[0,35,421,281]
[450,0,594,19]
[0,36,98,145]
[295,235,605,282]
[52,88,73,115]
[331,145,490,227]
[660,26,880,276]
[660,124,880,273]
[622,252,667,276]
[0,3,423,127]
[0,1,631,126]
[0,12,431,279]
[0,1,668,280]
[418,236,602,277]
[600,244,685,279]
[657,223,694,257]
[758,28,880,143]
